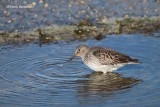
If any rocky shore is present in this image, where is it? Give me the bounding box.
[0,17,159,45]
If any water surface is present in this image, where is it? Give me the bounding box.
[0,34,160,107]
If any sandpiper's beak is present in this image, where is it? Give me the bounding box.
[68,52,78,62]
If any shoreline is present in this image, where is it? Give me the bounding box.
[0,16,160,45]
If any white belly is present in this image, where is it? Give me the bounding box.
[85,62,125,73]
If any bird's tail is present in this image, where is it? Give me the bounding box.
[130,58,142,64]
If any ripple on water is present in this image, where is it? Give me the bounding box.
[0,34,160,107]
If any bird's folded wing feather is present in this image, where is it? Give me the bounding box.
[91,47,133,65]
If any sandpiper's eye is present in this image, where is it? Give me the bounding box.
[78,49,80,51]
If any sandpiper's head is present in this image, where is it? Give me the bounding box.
[69,45,89,61]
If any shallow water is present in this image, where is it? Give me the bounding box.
[0,34,160,107]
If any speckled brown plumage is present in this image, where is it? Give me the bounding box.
[90,46,140,65]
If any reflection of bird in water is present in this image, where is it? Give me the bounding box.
[69,45,141,73]
[76,72,140,94]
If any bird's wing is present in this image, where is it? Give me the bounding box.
[91,47,134,65]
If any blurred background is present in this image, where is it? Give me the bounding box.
[0,0,160,31]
